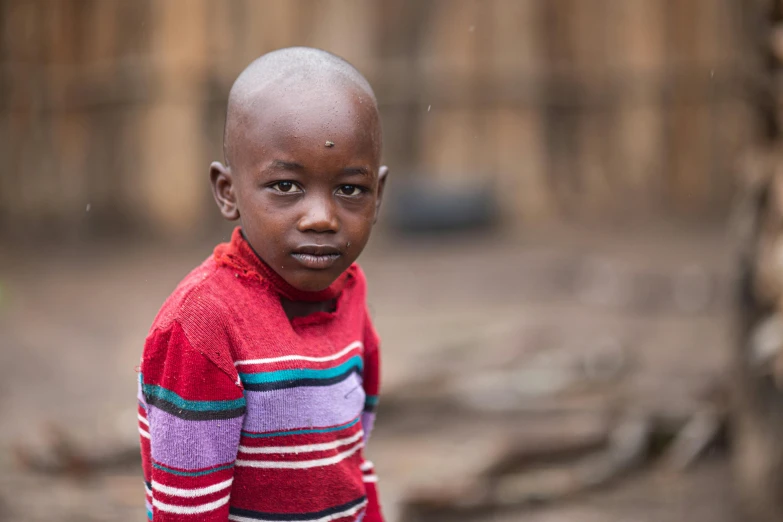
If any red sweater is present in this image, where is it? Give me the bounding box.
[138,227,383,522]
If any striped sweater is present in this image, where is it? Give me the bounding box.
[138,227,383,522]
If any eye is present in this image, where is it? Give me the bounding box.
[271,181,302,194]
[337,185,364,197]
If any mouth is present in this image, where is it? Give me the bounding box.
[290,245,342,270]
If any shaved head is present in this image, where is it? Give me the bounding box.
[223,47,380,168]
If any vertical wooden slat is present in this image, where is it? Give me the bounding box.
[419,0,481,110]
[373,0,431,175]
[572,0,612,217]
[417,0,482,183]
[607,0,666,215]
[710,0,750,210]
[666,0,713,216]
[419,107,477,184]
[487,0,541,80]
[239,0,299,65]
[541,0,578,218]
[491,107,550,222]
[484,0,548,224]
[306,0,375,72]
[138,0,209,237]
[44,1,80,233]
[6,0,50,231]
[84,0,118,64]
[666,103,713,216]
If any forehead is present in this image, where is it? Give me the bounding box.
[233,83,380,168]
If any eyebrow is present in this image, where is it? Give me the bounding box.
[270,160,371,177]
[342,166,371,177]
[270,160,305,171]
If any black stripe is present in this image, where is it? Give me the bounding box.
[243,367,360,392]
[363,404,377,413]
[144,480,151,489]
[144,395,246,421]
[229,496,366,521]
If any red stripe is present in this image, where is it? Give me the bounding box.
[239,422,362,447]
[231,463,365,514]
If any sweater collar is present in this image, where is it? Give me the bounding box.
[214,227,350,302]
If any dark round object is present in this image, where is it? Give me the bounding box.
[385,178,500,235]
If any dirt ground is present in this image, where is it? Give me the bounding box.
[0,223,742,521]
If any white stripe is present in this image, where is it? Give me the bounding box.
[238,430,363,455]
[236,440,362,469]
[153,494,230,515]
[228,500,367,522]
[362,475,378,483]
[359,460,373,471]
[234,341,362,366]
[138,413,150,426]
[152,478,233,498]
[145,484,152,496]
[139,427,150,439]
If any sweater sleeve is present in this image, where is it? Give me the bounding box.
[360,306,384,522]
[138,321,245,522]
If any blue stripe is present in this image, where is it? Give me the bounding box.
[241,416,361,438]
[364,395,379,406]
[239,356,363,385]
[152,462,234,477]
[142,384,246,412]
[147,507,153,521]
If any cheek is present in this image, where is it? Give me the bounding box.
[248,193,291,225]
[340,207,375,246]
[242,196,295,246]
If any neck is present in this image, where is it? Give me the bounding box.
[280,297,336,320]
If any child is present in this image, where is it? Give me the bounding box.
[137,47,388,522]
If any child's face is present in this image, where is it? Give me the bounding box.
[211,84,387,292]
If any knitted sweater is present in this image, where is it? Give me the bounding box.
[138,227,383,522]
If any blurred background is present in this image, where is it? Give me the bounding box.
[2,0,783,521]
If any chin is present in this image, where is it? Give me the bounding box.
[289,273,338,293]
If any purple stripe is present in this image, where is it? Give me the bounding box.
[145,498,152,513]
[242,373,365,433]
[147,405,242,470]
[361,412,376,442]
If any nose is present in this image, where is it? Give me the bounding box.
[297,194,339,234]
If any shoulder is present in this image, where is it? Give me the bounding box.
[149,256,232,330]
[145,256,259,377]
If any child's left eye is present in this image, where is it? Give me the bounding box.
[337,185,363,196]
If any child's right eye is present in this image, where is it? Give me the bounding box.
[271,181,302,194]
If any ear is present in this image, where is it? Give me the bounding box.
[374,165,389,224]
[209,161,240,220]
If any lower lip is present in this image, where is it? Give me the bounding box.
[291,253,342,270]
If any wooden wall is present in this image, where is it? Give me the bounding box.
[0,0,749,241]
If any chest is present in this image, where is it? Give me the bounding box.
[236,341,367,434]
[231,292,368,434]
